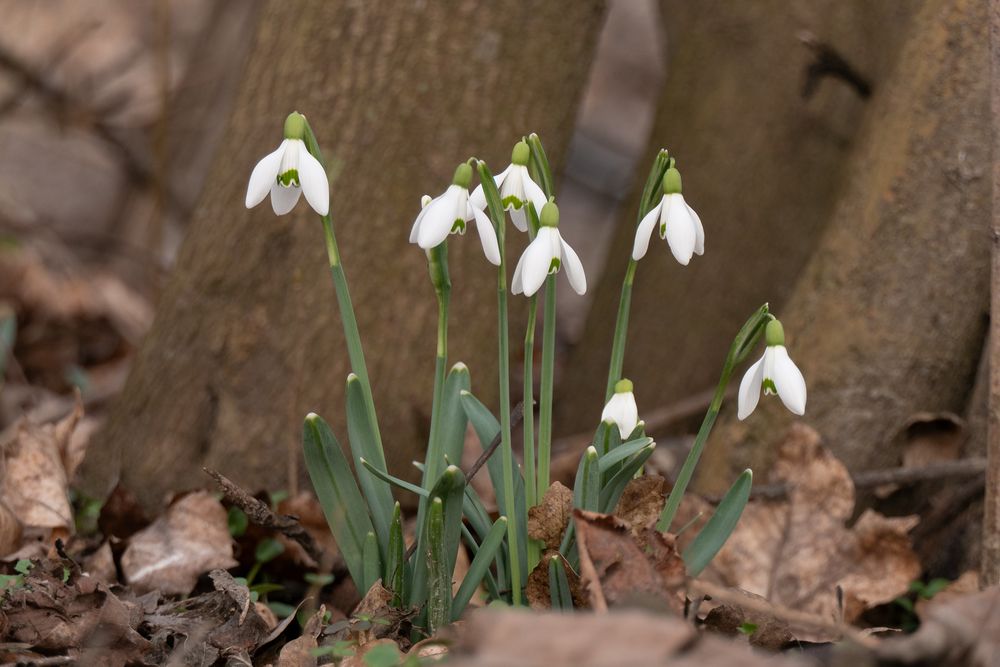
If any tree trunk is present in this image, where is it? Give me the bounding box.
[81,0,606,509]
[699,0,991,491]
[555,0,918,439]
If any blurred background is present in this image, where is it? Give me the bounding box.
[0,0,991,577]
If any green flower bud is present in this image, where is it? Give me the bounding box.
[765,318,785,347]
[452,163,473,189]
[540,201,560,227]
[614,378,633,394]
[511,140,530,166]
[283,111,306,140]
[662,167,682,195]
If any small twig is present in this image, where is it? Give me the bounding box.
[404,401,526,561]
[708,457,988,503]
[203,467,328,568]
[688,580,876,647]
[798,30,872,99]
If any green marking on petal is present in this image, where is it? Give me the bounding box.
[451,219,466,234]
[762,378,777,395]
[548,257,561,274]
[659,222,667,238]
[278,169,300,187]
[501,195,523,210]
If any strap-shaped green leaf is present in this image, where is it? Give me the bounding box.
[409,465,468,608]
[362,531,381,594]
[426,498,450,634]
[452,516,508,620]
[386,502,407,607]
[302,413,374,591]
[346,374,394,556]
[573,447,600,512]
[437,364,472,479]
[548,554,574,611]
[360,457,428,498]
[683,469,753,577]
[597,437,654,474]
[598,443,656,514]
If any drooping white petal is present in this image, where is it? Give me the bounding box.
[559,233,587,295]
[631,198,663,260]
[417,187,461,249]
[762,346,777,394]
[511,251,526,295]
[522,171,548,218]
[245,141,286,208]
[663,194,697,265]
[471,206,501,266]
[737,355,766,420]
[270,182,301,215]
[520,227,559,297]
[469,164,511,211]
[689,203,705,256]
[297,144,330,216]
[409,204,430,244]
[601,392,638,438]
[510,206,528,232]
[499,166,523,205]
[771,346,807,415]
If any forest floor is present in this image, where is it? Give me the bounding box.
[0,246,996,666]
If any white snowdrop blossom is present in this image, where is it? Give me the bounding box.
[511,202,586,297]
[632,166,704,265]
[738,319,806,420]
[601,379,639,438]
[245,112,329,216]
[470,140,547,232]
[409,163,500,266]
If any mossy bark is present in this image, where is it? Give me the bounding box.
[81,0,606,508]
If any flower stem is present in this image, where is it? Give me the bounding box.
[425,243,451,487]
[537,275,557,496]
[656,304,770,532]
[523,295,539,571]
[604,258,637,401]
[497,265,522,605]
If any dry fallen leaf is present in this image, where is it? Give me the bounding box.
[0,399,82,555]
[527,482,572,550]
[877,586,1000,666]
[704,424,921,641]
[574,510,685,614]
[702,590,795,650]
[447,608,811,667]
[120,491,237,595]
[614,474,667,533]
[277,605,326,667]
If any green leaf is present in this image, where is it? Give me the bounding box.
[386,502,407,607]
[304,572,335,587]
[14,559,32,575]
[425,498,450,635]
[438,364,472,470]
[573,447,600,512]
[637,148,671,223]
[452,516,507,620]
[548,555,574,611]
[409,466,467,608]
[738,622,758,636]
[597,437,654,473]
[362,531,381,594]
[599,444,656,513]
[526,133,555,200]
[363,642,404,667]
[360,458,428,498]
[302,412,375,591]
[254,537,285,564]
[0,306,15,386]
[346,374,394,559]
[267,600,297,618]
[227,507,249,538]
[683,469,753,577]
[250,582,284,596]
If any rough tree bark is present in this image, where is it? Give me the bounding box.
[81,0,606,508]
[699,0,992,491]
[556,0,918,438]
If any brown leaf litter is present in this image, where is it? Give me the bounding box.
[527,481,573,550]
[120,490,237,595]
[686,424,922,641]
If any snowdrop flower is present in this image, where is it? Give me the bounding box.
[601,379,639,438]
[738,319,806,420]
[245,112,329,216]
[511,202,586,297]
[470,140,547,232]
[409,163,500,266]
[631,166,704,265]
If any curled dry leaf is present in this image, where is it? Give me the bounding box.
[703,424,921,641]
[702,590,795,651]
[276,605,327,667]
[0,399,82,555]
[527,481,572,550]
[574,510,685,614]
[120,491,237,595]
